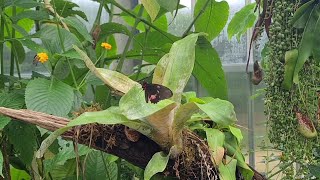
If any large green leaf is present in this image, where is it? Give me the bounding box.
[121,4,168,32]
[153,33,200,103]
[4,0,40,8]
[196,99,237,127]
[194,0,229,41]
[39,24,82,54]
[156,0,179,12]
[227,3,257,41]
[194,36,228,100]
[25,78,74,117]
[6,121,39,165]
[144,152,170,180]
[4,7,34,38]
[205,128,225,165]
[218,157,237,180]
[73,45,140,94]
[53,0,87,21]
[20,39,47,52]
[132,31,179,63]
[11,9,49,22]
[62,16,93,43]
[291,0,316,28]
[10,167,31,180]
[119,85,176,120]
[0,92,25,129]
[224,132,253,180]
[293,4,320,83]
[141,0,160,22]
[67,107,129,127]
[85,151,118,180]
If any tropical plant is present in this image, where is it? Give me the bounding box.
[244,0,320,178]
[0,0,263,179]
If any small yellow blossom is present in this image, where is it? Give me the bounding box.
[101,42,112,50]
[36,52,49,63]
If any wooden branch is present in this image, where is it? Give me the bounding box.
[0,107,266,179]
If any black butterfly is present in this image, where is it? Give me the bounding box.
[142,82,173,104]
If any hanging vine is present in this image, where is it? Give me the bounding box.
[258,0,320,178]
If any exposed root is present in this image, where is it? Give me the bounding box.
[169,130,219,180]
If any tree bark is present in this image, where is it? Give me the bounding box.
[0,107,266,180]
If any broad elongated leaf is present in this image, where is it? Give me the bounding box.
[229,126,243,144]
[141,0,160,22]
[205,128,225,165]
[153,33,200,103]
[218,157,237,180]
[291,0,316,28]
[119,85,176,120]
[194,0,229,41]
[10,167,31,180]
[73,45,140,94]
[67,107,128,126]
[6,121,39,165]
[144,152,170,180]
[25,78,74,117]
[194,36,228,100]
[227,3,257,41]
[63,17,93,43]
[173,102,198,131]
[282,49,298,90]
[224,132,253,179]
[85,151,118,180]
[293,4,320,83]
[196,99,237,127]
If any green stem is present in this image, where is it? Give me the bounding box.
[110,0,173,42]
[182,0,211,37]
[52,0,79,89]
[267,161,294,179]
[0,15,4,75]
[90,0,104,34]
[135,27,150,80]
[78,51,106,90]
[9,6,16,88]
[116,6,144,72]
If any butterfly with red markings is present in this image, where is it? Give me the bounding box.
[142,82,173,104]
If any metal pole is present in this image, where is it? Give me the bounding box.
[248,72,255,168]
[245,0,255,168]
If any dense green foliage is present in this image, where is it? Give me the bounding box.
[0,0,258,179]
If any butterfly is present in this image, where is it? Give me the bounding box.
[142,82,173,104]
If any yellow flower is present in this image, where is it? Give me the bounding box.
[101,42,112,50]
[36,52,49,63]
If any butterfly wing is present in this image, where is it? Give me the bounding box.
[143,83,173,104]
